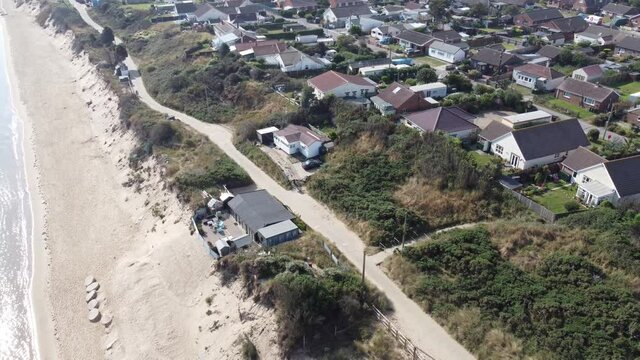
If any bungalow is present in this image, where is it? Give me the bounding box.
[370,24,404,41]
[428,41,465,64]
[394,30,434,54]
[542,32,566,45]
[227,189,299,246]
[573,155,640,206]
[323,4,373,27]
[539,16,588,41]
[410,82,447,99]
[572,64,604,83]
[194,3,226,22]
[536,45,563,65]
[276,50,327,73]
[555,78,619,112]
[615,36,640,57]
[346,16,384,32]
[370,82,430,115]
[601,3,640,18]
[235,41,288,65]
[470,48,523,76]
[573,0,612,13]
[274,124,329,159]
[479,118,589,170]
[402,106,478,139]
[574,25,624,45]
[513,8,563,30]
[512,64,565,91]
[280,0,317,11]
[382,4,404,16]
[626,106,640,125]
[431,30,463,44]
[561,146,605,182]
[307,70,377,99]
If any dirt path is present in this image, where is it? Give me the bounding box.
[70,4,475,359]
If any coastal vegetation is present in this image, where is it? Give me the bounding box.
[385,208,640,359]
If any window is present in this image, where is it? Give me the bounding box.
[582,175,591,183]
[495,145,503,154]
[574,74,585,81]
[563,91,571,98]
[583,97,596,106]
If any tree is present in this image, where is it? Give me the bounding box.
[444,73,472,92]
[429,0,450,21]
[468,3,488,17]
[300,86,315,109]
[114,44,128,63]
[218,43,230,57]
[587,128,600,142]
[349,25,362,36]
[416,67,437,84]
[100,26,115,45]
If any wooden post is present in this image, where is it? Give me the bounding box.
[361,251,366,283]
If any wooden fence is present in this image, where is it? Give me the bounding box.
[192,217,220,259]
[370,305,436,360]
[503,188,557,222]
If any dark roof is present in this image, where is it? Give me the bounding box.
[431,30,462,43]
[511,119,589,160]
[238,4,268,14]
[479,121,511,141]
[514,63,565,80]
[562,146,605,171]
[227,190,294,233]
[616,36,640,52]
[501,0,534,6]
[175,1,197,14]
[471,48,522,67]
[275,124,329,146]
[308,70,376,92]
[536,45,562,59]
[520,8,563,22]
[602,3,640,16]
[329,4,372,18]
[542,16,588,33]
[228,12,258,23]
[395,30,433,46]
[604,155,640,197]
[557,78,618,102]
[404,106,478,134]
[374,82,429,111]
[194,3,215,17]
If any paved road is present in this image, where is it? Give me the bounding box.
[71,3,475,360]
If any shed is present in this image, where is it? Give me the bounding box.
[257,219,300,247]
[256,126,279,144]
[215,239,230,256]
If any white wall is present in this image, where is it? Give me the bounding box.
[428,48,464,63]
[274,135,297,155]
[449,128,477,139]
[522,151,569,169]
[574,164,616,189]
[300,141,323,158]
[513,70,537,89]
[320,83,376,99]
[490,134,523,167]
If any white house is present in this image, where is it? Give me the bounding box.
[571,155,640,206]
[370,24,404,40]
[560,146,605,183]
[307,70,377,99]
[276,50,327,73]
[479,119,589,170]
[427,41,466,64]
[572,64,604,83]
[410,82,447,99]
[273,125,329,159]
[323,4,373,27]
[574,25,624,45]
[346,16,384,32]
[512,64,565,91]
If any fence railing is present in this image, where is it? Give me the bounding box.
[192,217,220,259]
[503,188,557,222]
[370,305,436,360]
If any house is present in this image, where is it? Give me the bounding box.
[227,190,299,246]
[512,64,565,91]
[348,57,392,73]
[573,0,612,13]
[394,30,434,54]
[630,13,640,28]
[382,4,404,16]
[561,146,605,182]
[307,70,377,99]
[573,155,640,206]
[574,24,624,45]
[555,78,619,112]
[428,41,465,64]
[370,82,431,115]
[536,45,563,65]
[542,32,566,45]
[323,4,373,27]
[601,3,640,18]
[548,0,574,9]
[500,110,553,129]
[470,48,523,75]
[175,0,197,16]
[431,30,462,44]
[280,0,317,11]
[402,106,478,139]
[276,50,327,73]
[194,3,225,22]
[626,106,640,125]
[539,16,588,41]
[274,124,329,159]
[370,24,404,40]
[572,64,604,83]
[345,16,384,32]
[513,9,563,29]
[329,0,365,7]
[410,82,447,99]
[235,41,288,64]
[615,36,640,57]
[480,119,589,170]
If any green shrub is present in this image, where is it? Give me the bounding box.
[563,201,580,212]
[241,336,259,360]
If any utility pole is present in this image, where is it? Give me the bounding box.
[602,98,614,140]
[361,251,366,283]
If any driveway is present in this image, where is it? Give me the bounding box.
[72,4,475,359]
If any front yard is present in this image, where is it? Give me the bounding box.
[413,56,448,67]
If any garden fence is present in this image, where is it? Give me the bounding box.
[370,305,436,360]
[504,188,557,223]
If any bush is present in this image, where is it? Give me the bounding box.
[241,337,259,360]
[587,128,600,142]
[563,200,580,212]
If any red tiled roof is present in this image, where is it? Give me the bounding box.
[375,82,429,112]
[307,70,376,92]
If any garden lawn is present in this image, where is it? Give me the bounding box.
[546,98,596,120]
[468,150,495,168]
[413,56,448,67]
[531,184,578,214]
[501,42,518,51]
[617,81,640,101]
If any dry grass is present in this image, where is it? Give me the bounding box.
[394,178,486,229]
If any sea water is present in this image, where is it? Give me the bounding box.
[0,25,38,360]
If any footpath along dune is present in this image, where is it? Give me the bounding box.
[2,0,279,358]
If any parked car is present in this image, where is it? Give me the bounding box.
[302,159,322,170]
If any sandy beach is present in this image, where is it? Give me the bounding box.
[1,0,279,358]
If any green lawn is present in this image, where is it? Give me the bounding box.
[617,81,640,102]
[552,64,578,76]
[501,42,518,51]
[122,3,153,11]
[510,84,532,97]
[413,56,448,67]
[468,150,495,168]
[546,98,596,120]
[531,184,578,214]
